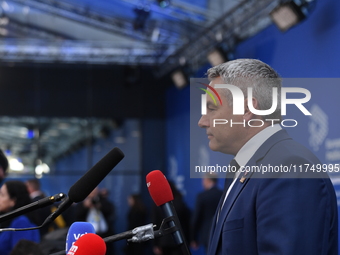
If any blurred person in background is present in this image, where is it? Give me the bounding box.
[0,180,40,255]
[75,187,116,255]
[124,193,148,255]
[100,188,110,199]
[0,149,8,183]
[26,179,51,237]
[9,239,43,255]
[190,174,222,253]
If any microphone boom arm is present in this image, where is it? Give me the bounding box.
[0,193,66,224]
[153,216,179,240]
[104,216,179,243]
[49,217,180,255]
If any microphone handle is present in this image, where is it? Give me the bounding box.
[103,230,133,243]
[160,202,183,244]
[0,193,65,223]
[160,201,191,255]
[42,197,73,227]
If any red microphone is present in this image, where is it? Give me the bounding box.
[146,170,191,255]
[146,170,174,206]
[66,233,106,255]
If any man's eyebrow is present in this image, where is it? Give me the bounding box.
[207,101,217,107]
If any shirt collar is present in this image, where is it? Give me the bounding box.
[235,124,282,167]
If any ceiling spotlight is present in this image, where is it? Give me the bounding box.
[157,0,170,8]
[270,0,315,32]
[151,27,160,42]
[171,69,188,89]
[207,48,227,66]
[9,158,24,171]
[207,47,234,66]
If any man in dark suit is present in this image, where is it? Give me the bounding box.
[198,59,338,255]
[26,178,52,237]
[191,174,222,253]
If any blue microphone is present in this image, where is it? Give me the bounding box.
[66,222,95,253]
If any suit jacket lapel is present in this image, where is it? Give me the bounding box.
[208,201,221,250]
[208,165,254,255]
[208,172,237,250]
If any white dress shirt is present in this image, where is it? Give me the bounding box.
[220,124,282,209]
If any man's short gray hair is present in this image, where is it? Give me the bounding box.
[207,59,282,121]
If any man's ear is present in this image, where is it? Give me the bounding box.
[243,97,258,121]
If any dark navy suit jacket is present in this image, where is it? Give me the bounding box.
[208,130,338,255]
[191,186,223,248]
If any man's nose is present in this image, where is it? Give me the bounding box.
[198,115,209,128]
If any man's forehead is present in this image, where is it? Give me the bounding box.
[209,76,225,87]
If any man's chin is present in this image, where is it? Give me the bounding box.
[208,143,219,152]
[209,143,230,154]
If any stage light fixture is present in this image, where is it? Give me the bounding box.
[270,0,315,32]
[207,46,234,66]
[171,69,188,89]
[156,0,170,8]
[207,47,227,66]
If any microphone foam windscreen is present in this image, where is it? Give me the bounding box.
[68,147,124,202]
[66,233,106,255]
[146,170,174,206]
[66,222,95,253]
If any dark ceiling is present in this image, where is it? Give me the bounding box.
[0,64,167,118]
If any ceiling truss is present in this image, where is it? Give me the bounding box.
[0,0,279,74]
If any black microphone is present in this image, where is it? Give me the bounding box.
[0,193,65,223]
[0,147,124,234]
[146,170,191,255]
[42,147,125,227]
